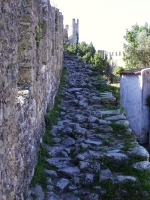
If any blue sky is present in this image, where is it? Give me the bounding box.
[51,0,150,51]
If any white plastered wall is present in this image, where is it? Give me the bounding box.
[120,68,150,144]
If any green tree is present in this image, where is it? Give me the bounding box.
[91,52,106,74]
[123,23,150,68]
[63,42,76,54]
[77,42,96,63]
[87,42,96,58]
[112,66,125,77]
[82,52,92,63]
[77,41,88,57]
[136,30,150,66]
[63,42,106,75]
[63,41,96,64]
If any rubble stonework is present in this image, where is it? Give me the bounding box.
[0,0,63,199]
[28,52,150,199]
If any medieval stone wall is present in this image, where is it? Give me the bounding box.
[0,0,63,199]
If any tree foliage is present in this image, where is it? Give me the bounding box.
[64,41,106,75]
[112,66,125,77]
[91,52,107,74]
[123,23,150,68]
[64,41,96,63]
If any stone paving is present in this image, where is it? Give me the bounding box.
[28,53,150,200]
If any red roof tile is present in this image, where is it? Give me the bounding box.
[120,68,146,75]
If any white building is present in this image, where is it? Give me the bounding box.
[120,68,150,144]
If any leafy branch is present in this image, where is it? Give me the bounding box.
[35,17,44,44]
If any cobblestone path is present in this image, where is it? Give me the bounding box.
[28,53,150,200]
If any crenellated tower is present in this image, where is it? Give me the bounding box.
[69,18,79,44]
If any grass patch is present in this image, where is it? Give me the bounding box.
[100,180,115,199]
[103,104,114,110]
[69,148,76,159]
[93,83,120,106]
[30,145,49,188]
[102,114,109,119]
[100,178,150,200]
[78,146,85,154]
[30,69,66,188]
[110,123,127,134]
[101,139,110,146]
[99,154,150,199]
[45,69,66,129]
[110,123,136,151]
[98,142,150,199]
[110,154,148,174]
[121,140,136,151]
[101,155,109,167]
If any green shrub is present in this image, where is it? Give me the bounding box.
[112,66,125,77]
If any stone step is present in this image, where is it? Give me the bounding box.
[28,53,150,200]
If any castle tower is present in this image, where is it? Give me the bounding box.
[69,18,79,44]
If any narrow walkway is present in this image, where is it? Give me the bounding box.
[29,53,150,200]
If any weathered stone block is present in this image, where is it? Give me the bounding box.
[0,107,3,126]
[0,0,63,199]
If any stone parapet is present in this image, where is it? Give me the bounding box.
[0,0,63,199]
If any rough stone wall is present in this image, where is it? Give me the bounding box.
[107,51,125,71]
[0,0,63,199]
[98,50,125,75]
